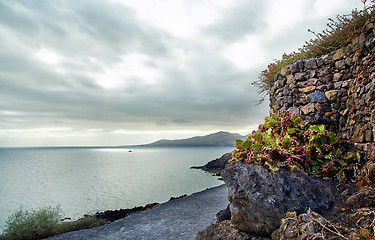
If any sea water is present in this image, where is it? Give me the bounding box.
[0,146,233,229]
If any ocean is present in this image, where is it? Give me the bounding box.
[0,146,233,229]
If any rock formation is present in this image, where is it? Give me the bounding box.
[222,162,334,236]
[191,152,232,175]
[196,12,375,240]
[197,220,270,240]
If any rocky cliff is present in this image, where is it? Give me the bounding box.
[197,13,375,240]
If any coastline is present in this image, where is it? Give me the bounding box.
[0,146,231,229]
[42,153,232,239]
[46,184,229,240]
[93,193,189,222]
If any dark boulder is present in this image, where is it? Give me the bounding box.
[216,204,231,223]
[222,162,335,236]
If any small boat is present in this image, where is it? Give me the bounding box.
[128,150,132,152]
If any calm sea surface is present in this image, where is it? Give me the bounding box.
[0,146,233,229]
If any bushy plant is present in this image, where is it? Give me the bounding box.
[0,206,62,240]
[255,2,375,96]
[231,111,360,182]
[0,207,108,240]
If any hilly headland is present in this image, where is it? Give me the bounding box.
[122,131,247,147]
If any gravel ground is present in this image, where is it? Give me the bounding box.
[46,184,228,240]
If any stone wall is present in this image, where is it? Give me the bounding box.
[269,16,375,161]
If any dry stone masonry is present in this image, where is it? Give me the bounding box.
[269,16,375,161]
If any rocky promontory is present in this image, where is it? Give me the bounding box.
[191,152,232,175]
[197,161,375,239]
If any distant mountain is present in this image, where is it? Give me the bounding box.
[144,131,247,147]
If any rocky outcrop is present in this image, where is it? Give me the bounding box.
[191,152,232,175]
[197,14,375,240]
[196,220,270,240]
[95,203,159,222]
[196,161,371,239]
[221,162,334,236]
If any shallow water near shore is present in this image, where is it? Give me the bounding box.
[0,146,233,230]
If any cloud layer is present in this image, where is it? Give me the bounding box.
[0,0,363,146]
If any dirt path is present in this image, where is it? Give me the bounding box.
[46,184,228,240]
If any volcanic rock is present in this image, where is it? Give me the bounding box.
[221,162,334,236]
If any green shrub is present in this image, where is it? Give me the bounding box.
[0,206,62,240]
[0,207,107,240]
[231,111,361,182]
[255,2,375,96]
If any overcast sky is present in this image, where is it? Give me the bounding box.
[0,0,364,147]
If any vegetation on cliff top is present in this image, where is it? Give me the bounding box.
[231,111,361,182]
[254,0,375,97]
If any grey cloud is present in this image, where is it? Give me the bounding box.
[260,5,356,63]
[1,52,266,131]
[0,0,269,139]
[131,53,267,126]
[0,1,39,35]
[0,0,170,64]
[202,0,268,42]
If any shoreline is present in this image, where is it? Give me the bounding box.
[93,193,190,223]
[0,146,230,229]
[76,152,232,224]
[47,184,229,240]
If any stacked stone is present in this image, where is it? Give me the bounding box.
[269,16,375,161]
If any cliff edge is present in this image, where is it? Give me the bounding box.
[197,11,375,240]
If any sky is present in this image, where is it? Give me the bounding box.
[0,0,365,147]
